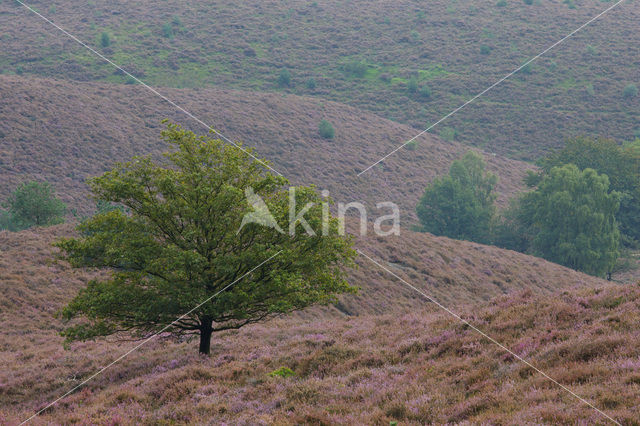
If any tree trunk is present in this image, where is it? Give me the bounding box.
[199,320,213,355]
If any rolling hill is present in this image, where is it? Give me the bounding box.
[0,74,534,223]
[1,0,638,159]
[1,225,636,424]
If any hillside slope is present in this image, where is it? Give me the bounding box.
[0,227,635,424]
[1,0,638,159]
[0,75,533,221]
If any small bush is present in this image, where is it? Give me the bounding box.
[439,127,457,141]
[407,77,418,94]
[419,85,432,99]
[406,140,418,151]
[162,22,174,39]
[523,0,533,4]
[585,83,595,97]
[585,44,598,55]
[342,61,367,78]
[318,120,335,139]
[520,62,533,75]
[480,45,491,55]
[305,77,316,90]
[2,181,66,231]
[496,0,507,7]
[623,83,638,99]
[268,367,296,378]
[100,31,111,48]
[277,68,291,87]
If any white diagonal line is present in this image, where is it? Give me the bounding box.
[20,250,282,425]
[357,0,627,176]
[13,0,283,177]
[357,249,620,425]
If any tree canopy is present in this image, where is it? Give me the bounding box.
[416,151,497,243]
[57,122,355,354]
[539,136,640,245]
[519,164,620,276]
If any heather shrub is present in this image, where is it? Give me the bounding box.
[419,85,432,99]
[480,44,491,55]
[162,22,174,38]
[496,0,507,6]
[407,77,418,94]
[318,119,335,139]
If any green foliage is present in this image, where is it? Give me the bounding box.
[438,127,457,142]
[519,164,620,276]
[305,77,317,90]
[1,181,66,231]
[418,85,432,99]
[268,366,296,378]
[318,119,335,139]
[277,68,291,87]
[585,44,598,56]
[479,45,491,55]
[56,122,355,354]
[100,31,111,48]
[523,0,533,5]
[540,136,640,244]
[342,61,368,78]
[407,77,418,94]
[162,22,174,39]
[585,83,595,97]
[416,151,497,243]
[496,0,507,7]
[623,83,638,99]
[520,62,533,75]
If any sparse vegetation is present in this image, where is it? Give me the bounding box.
[277,68,291,87]
[99,31,110,48]
[623,83,638,99]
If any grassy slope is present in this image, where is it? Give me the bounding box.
[0,74,533,223]
[1,226,637,424]
[1,0,638,159]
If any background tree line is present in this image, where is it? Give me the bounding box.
[416,136,640,277]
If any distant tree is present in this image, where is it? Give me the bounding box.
[519,164,620,276]
[496,0,507,7]
[419,85,432,99]
[57,122,355,355]
[342,61,368,78]
[539,136,640,245]
[100,32,111,48]
[623,83,638,99]
[480,45,491,55]
[416,151,497,243]
[2,181,66,230]
[318,119,335,139]
[277,68,291,87]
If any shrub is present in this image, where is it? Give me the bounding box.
[100,31,111,48]
[277,68,291,87]
[2,181,66,230]
[439,127,457,141]
[496,0,507,7]
[585,44,598,56]
[623,83,638,99]
[419,85,432,99]
[318,120,335,139]
[406,140,418,151]
[523,0,533,4]
[585,83,595,97]
[342,61,367,78]
[480,45,491,55]
[305,77,316,90]
[407,77,418,94]
[520,62,533,75]
[162,22,174,38]
[268,367,296,378]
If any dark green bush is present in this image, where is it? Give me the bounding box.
[100,31,111,48]
[342,61,367,78]
[318,120,335,139]
[305,77,317,90]
[1,181,66,231]
[623,84,638,99]
[277,68,291,87]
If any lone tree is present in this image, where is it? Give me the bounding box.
[57,122,355,354]
[2,181,66,230]
[519,164,620,276]
[416,151,497,243]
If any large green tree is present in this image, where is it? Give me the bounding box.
[519,164,620,276]
[539,136,640,245]
[57,123,355,354]
[1,181,66,231]
[416,151,497,243]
